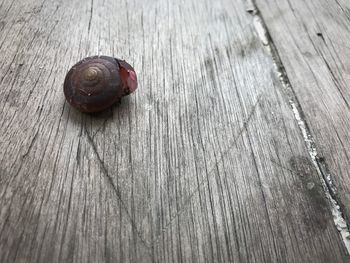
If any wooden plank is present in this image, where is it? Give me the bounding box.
[0,0,348,262]
[254,0,350,222]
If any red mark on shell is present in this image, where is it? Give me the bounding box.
[119,65,138,95]
[126,70,137,93]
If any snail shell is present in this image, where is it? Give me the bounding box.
[63,56,137,113]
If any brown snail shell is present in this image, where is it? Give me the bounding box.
[63,56,137,113]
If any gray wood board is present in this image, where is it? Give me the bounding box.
[255,0,350,221]
[0,0,348,262]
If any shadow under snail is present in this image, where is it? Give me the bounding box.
[63,56,137,113]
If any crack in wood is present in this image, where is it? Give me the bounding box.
[87,0,94,35]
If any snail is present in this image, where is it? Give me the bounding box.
[63,56,137,113]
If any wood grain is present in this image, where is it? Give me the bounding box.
[254,0,350,221]
[0,0,348,262]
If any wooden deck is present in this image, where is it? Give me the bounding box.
[1,0,350,262]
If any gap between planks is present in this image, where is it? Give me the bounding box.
[245,0,350,253]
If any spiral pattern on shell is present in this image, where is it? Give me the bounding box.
[64,56,137,113]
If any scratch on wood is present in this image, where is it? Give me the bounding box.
[84,124,152,251]
[150,95,262,246]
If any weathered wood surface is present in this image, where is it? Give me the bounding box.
[0,0,349,262]
[255,0,350,221]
